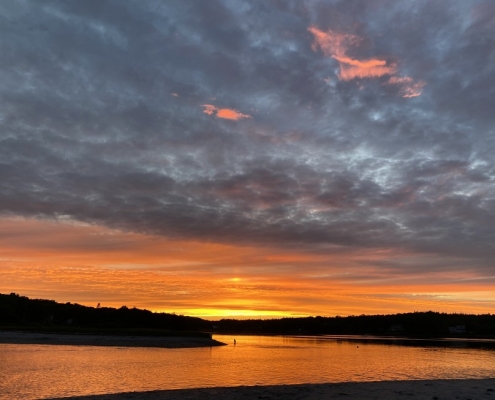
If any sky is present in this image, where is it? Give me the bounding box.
[1,0,495,319]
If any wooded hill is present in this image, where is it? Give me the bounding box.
[2,292,495,338]
[214,313,495,337]
[0,292,210,336]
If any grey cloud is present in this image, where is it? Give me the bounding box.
[1,0,495,274]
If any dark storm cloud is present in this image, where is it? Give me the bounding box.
[1,1,495,270]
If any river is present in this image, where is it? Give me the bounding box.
[1,334,494,399]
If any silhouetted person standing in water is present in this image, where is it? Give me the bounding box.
[234,338,236,346]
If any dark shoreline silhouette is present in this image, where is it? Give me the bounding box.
[0,330,226,348]
[2,292,495,340]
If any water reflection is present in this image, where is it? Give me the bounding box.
[286,335,495,350]
[1,335,494,400]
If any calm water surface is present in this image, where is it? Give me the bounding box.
[1,335,495,400]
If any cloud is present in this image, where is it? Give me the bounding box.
[0,0,494,300]
[308,26,397,80]
[307,26,360,59]
[334,55,397,80]
[308,25,424,97]
[202,104,252,120]
[2,217,494,316]
[386,76,426,98]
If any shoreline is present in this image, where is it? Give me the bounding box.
[48,379,495,400]
[0,330,226,348]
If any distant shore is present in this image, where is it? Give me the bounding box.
[0,330,226,348]
[48,379,495,400]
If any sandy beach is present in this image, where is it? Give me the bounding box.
[47,379,495,400]
[0,331,225,348]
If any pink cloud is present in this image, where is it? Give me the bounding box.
[202,104,217,116]
[309,27,395,81]
[334,56,397,80]
[202,104,252,120]
[308,26,425,97]
[307,26,360,59]
[386,76,426,98]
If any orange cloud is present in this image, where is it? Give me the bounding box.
[309,26,395,81]
[202,104,216,115]
[1,217,493,319]
[334,56,397,80]
[308,26,424,96]
[386,76,426,98]
[202,104,251,120]
[307,26,359,59]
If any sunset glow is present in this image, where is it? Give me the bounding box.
[1,1,494,319]
[1,217,494,319]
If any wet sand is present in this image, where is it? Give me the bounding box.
[0,330,225,348]
[49,379,495,400]
[3,332,493,399]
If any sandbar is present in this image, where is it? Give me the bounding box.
[48,379,495,400]
[0,330,225,348]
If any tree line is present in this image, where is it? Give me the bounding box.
[0,292,209,334]
[2,292,495,338]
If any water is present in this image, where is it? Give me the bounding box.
[1,335,495,400]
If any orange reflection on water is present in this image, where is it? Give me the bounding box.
[2,336,495,400]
